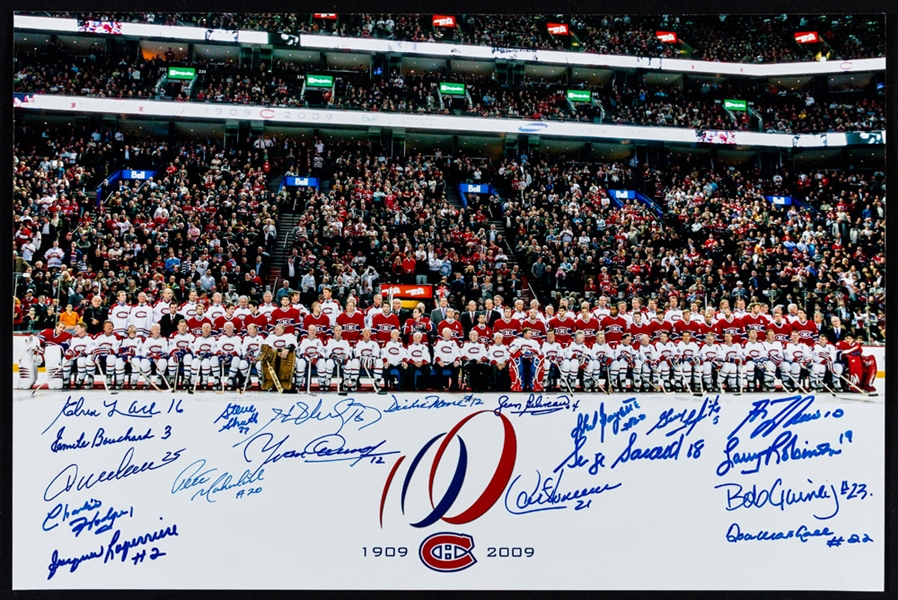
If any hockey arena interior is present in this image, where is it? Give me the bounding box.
[12,12,885,399]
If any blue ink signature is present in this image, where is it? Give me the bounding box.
[611,432,686,469]
[47,545,105,580]
[43,498,103,532]
[553,411,599,473]
[725,522,833,544]
[599,397,644,442]
[42,396,101,435]
[171,458,265,503]
[241,432,399,477]
[215,403,260,434]
[728,394,841,441]
[495,393,578,416]
[716,430,846,477]
[104,523,178,563]
[44,447,185,502]
[715,478,840,520]
[50,426,158,453]
[504,468,622,515]
[103,398,162,419]
[646,395,720,438]
[388,393,484,412]
[233,398,383,447]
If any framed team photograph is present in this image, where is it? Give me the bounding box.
[10,9,886,592]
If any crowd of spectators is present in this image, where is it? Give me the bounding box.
[13,116,884,344]
[13,123,286,330]
[15,48,884,136]
[28,12,885,63]
[14,42,165,99]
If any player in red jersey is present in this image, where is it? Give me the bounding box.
[627,311,653,344]
[649,310,674,342]
[673,308,702,341]
[791,309,818,347]
[303,301,332,341]
[269,295,301,335]
[212,304,244,335]
[242,302,269,335]
[837,333,878,392]
[521,308,547,343]
[493,306,522,342]
[436,308,465,345]
[38,321,74,349]
[185,304,214,337]
[573,302,600,347]
[601,304,628,348]
[548,305,575,347]
[741,302,768,338]
[471,313,493,346]
[370,303,400,346]
[715,308,744,344]
[336,298,367,345]
[767,308,793,345]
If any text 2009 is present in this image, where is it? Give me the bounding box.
[487,547,534,558]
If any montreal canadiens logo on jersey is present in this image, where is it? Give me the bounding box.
[419,532,476,572]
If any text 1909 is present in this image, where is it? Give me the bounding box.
[362,546,408,557]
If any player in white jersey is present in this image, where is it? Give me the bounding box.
[128,293,155,338]
[215,322,243,390]
[698,333,722,392]
[65,323,94,388]
[180,289,199,320]
[382,329,408,391]
[487,333,513,392]
[590,332,616,392]
[319,286,342,327]
[762,329,787,392]
[592,296,612,322]
[191,323,219,390]
[168,320,197,389]
[136,324,169,389]
[783,331,812,391]
[509,328,544,392]
[634,334,656,392]
[405,331,432,391]
[296,325,327,390]
[674,331,701,391]
[651,331,678,391]
[563,331,594,391]
[257,291,278,319]
[206,292,227,323]
[347,328,383,391]
[539,330,565,391]
[461,330,490,392]
[610,333,639,392]
[233,295,252,320]
[238,323,266,390]
[109,291,132,337]
[324,325,352,390]
[114,324,143,389]
[153,287,176,323]
[718,333,744,393]
[89,321,121,386]
[741,330,767,392]
[811,334,843,392]
[364,294,385,329]
[433,329,463,391]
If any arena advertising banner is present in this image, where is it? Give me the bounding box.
[14,15,268,44]
[14,94,883,150]
[11,386,883,590]
[382,284,434,309]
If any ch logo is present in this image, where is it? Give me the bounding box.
[379,410,516,528]
[419,532,476,572]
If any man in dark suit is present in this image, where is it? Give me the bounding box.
[430,296,449,327]
[159,302,186,338]
[460,300,480,337]
[821,316,851,344]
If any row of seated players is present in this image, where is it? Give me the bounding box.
[33,314,875,394]
[92,288,829,350]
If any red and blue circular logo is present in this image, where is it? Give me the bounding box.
[418,532,477,572]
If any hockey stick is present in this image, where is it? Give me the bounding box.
[693,360,705,397]
[138,362,164,392]
[337,359,348,396]
[833,370,878,397]
[676,360,694,395]
[306,357,313,395]
[364,360,388,395]
[782,367,810,395]
[98,359,118,395]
